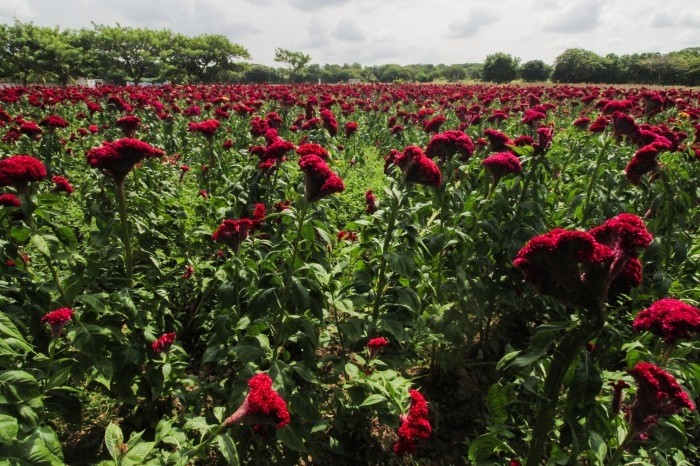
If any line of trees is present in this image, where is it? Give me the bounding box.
[1,20,699,86]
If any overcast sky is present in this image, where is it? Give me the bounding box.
[1,0,699,67]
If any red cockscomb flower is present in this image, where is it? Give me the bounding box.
[296,143,330,160]
[0,193,20,207]
[212,218,253,253]
[337,230,358,243]
[51,175,74,194]
[365,190,378,214]
[115,115,141,138]
[632,298,700,344]
[625,144,659,186]
[19,121,42,138]
[188,119,220,139]
[182,264,194,279]
[223,373,290,429]
[367,337,389,359]
[86,138,165,184]
[425,130,474,162]
[320,108,338,136]
[626,362,695,437]
[298,154,345,202]
[393,389,432,455]
[482,152,522,182]
[588,115,610,133]
[573,116,591,130]
[345,121,358,137]
[40,115,69,129]
[394,146,442,187]
[0,155,47,190]
[152,332,176,353]
[41,307,74,338]
[422,114,446,134]
[252,203,266,230]
[483,128,513,152]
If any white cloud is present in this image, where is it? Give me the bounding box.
[541,0,603,33]
[287,0,350,12]
[333,19,365,42]
[0,0,33,20]
[447,8,499,38]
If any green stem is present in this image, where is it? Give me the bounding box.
[435,184,447,304]
[659,170,675,272]
[371,184,403,323]
[525,309,606,466]
[607,427,636,466]
[41,251,68,305]
[514,157,539,220]
[581,136,612,225]
[115,180,133,287]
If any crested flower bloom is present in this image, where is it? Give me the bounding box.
[115,115,141,138]
[212,218,254,253]
[425,130,475,162]
[298,154,345,202]
[422,114,446,134]
[152,332,177,353]
[611,112,638,142]
[367,337,389,359]
[610,380,630,415]
[394,146,442,187]
[522,109,546,127]
[86,138,165,184]
[51,175,74,194]
[0,193,20,207]
[188,119,220,139]
[482,152,522,182]
[365,190,378,214]
[534,126,554,155]
[337,230,358,243]
[632,298,700,344]
[40,115,69,130]
[588,115,610,133]
[625,144,659,185]
[223,373,290,430]
[393,390,432,455]
[514,214,651,309]
[320,108,339,136]
[572,116,591,130]
[483,128,513,152]
[296,143,330,160]
[252,203,266,230]
[345,121,359,137]
[41,307,74,339]
[182,264,194,279]
[19,121,42,138]
[0,155,47,191]
[626,362,695,438]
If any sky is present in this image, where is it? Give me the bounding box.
[1,0,699,67]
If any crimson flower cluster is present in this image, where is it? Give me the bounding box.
[393,390,432,455]
[425,130,474,162]
[40,115,69,129]
[482,152,522,182]
[513,213,652,309]
[632,298,700,344]
[320,108,338,136]
[298,154,345,202]
[625,362,695,438]
[367,337,388,359]
[0,193,20,207]
[365,190,377,214]
[250,130,294,174]
[188,119,220,139]
[86,138,165,184]
[212,218,254,253]
[345,121,358,137]
[41,307,74,338]
[52,175,74,194]
[115,115,142,138]
[391,146,442,187]
[0,155,47,191]
[223,373,290,430]
[152,332,177,353]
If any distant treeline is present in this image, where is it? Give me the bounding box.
[1,20,699,86]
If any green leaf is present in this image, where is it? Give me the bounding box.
[276,425,305,452]
[0,314,31,353]
[0,370,41,405]
[468,433,506,462]
[123,441,155,465]
[486,383,513,425]
[0,414,18,444]
[105,422,124,463]
[215,433,239,466]
[359,394,386,408]
[231,346,262,364]
[30,235,50,257]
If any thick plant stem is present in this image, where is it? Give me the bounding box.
[581,136,612,225]
[525,310,606,466]
[115,180,133,287]
[371,186,402,323]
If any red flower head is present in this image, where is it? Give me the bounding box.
[534,126,554,155]
[320,108,339,136]
[522,109,546,127]
[252,203,266,230]
[298,154,345,202]
[19,121,42,138]
[626,362,695,436]
[0,155,47,191]
[188,119,220,139]
[393,389,432,455]
[610,380,630,415]
[588,115,610,133]
[625,144,659,186]
[51,175,74,194]
[40,115,69,130]
[41,307,74,338]
[365,190,378,214]
[182,264,194,279]
[345,121,359,137]
[395,146,442,187]
[212,218,254,253]
[482,152,522,182]
[425,130,475,162]
[250,116,269,137]
[632,298,700,344]
[296,143,330,160]
[573,116,591,130]
[152,332,177,353]
[483,128,513,152]
[0,193,20,207]
[86,138,165,184]
[223,373,290,430]
[611,112,638,142]
[422,114,446,134]
[115,115,141,138]
[367,337,388,359]
[337,230,358,243]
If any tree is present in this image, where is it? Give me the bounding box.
[0,21,53,85]
[274,48,311,82]
[481,52,519,83]
[166,34,249,83]
[519,60,551,82]
[44,28,91,86]
[240,64,283,84]
[551,48,606,83]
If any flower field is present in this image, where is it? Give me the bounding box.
[0,82,698,465]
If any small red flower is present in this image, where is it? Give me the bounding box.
[115,115,141,138]
[223,373,290,430]
[365,190,377,214]
[337,230,358,243]
[41,307,74,338]
[188,119,220,139]
[425,130,474,162]
[393,389,431,455]
[252,203,266,230]
[482,152,522,182]
[182,264,194,279]
[395,146,442,187]
[298,154,345,202]
[632,298,700,344]
[152,332,177,353]
[0,193,20,207]
[40,115,69,129]
[51,175,74,194]
[367,337,388,359]
[345,121,358,137]
[212,218,254,253]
